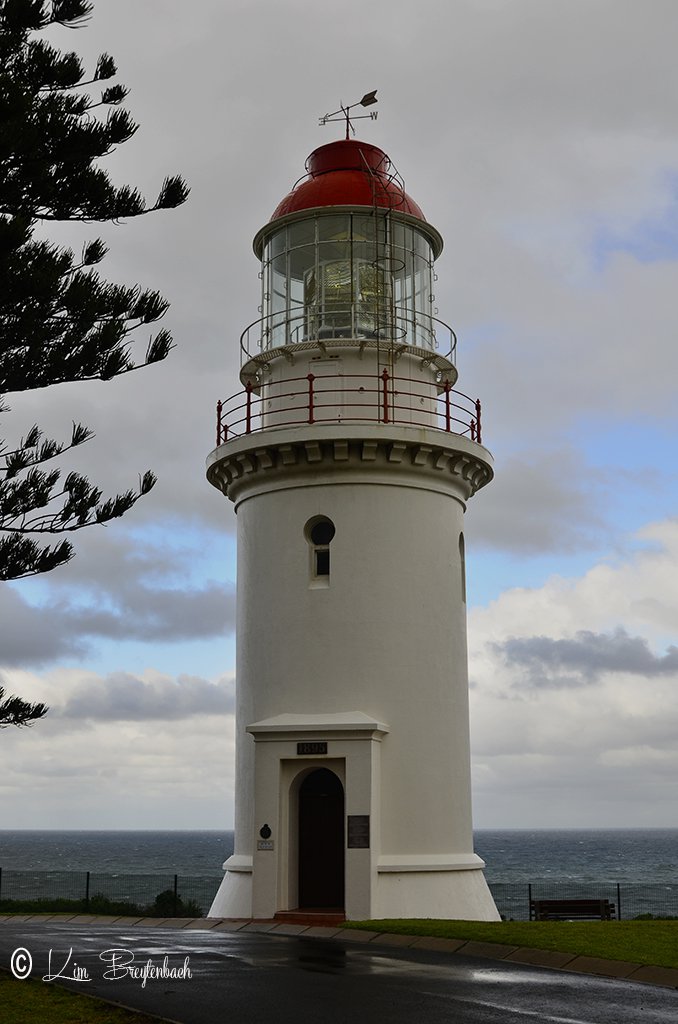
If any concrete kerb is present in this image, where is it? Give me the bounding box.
[2,915,677,991]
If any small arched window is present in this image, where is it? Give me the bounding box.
[305,517,336,583]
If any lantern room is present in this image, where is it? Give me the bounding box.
[249,139,445,356]
[254,209,442,352]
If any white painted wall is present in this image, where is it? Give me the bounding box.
[247,477,464,811]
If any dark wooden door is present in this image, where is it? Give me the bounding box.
[298,768,345,908]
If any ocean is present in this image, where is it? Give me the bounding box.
[0,828,676,883]
[0,829,676,918]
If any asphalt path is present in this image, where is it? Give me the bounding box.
[1,920,677,1024]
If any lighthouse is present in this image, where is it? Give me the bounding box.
[207,123,499,922]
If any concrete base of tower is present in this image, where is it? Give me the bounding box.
[207,856,252,919]
[207,856,499,922]
[374,865,500,922]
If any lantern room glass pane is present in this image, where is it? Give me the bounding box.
[353,213,386,245]
[271,254,287,311]
[415,231,431,261]
[390,220,406,252]
[414,255,431,348]
[318,215,351,242]
[269,228,287,259]
[311,241,352,335]
[317,239,351,265]
[289,243,315,281]
[288,220,316,248]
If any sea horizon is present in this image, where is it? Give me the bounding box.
[2,825,674,832]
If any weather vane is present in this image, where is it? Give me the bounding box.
[319,91,378,140]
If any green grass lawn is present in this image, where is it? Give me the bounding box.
[0,970,162,1024]
[343,919,678,969]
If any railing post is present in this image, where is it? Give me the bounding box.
[216,400,222,446]
[475,398,482,444]
[444,378,451,432]
[307,373,315,424]
[381,367,390,424]
[85,870,90,911]
[245,380,253,434]
[617,882,622,921]
[173,874,179,917]
[470,419,476,441]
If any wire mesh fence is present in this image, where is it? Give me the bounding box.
[0,871,676,919]
[489,882,678,921]
[0,870,223,917]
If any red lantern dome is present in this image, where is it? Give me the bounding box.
[270,139,426,221]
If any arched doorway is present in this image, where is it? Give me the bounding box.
[298,768,345,909]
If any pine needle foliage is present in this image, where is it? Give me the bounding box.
[0,0,190,582]
[0,683,48,726]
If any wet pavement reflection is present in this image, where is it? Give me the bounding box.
[0,920,676,1023]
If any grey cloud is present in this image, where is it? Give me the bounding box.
[57,672,235,721]
[64,581,235,642]
[0,535,236,667]
[493,628,678,685]
[465,448,606,553]
[473,754,678,828]
[43,524,228,591]
[56,531,238,643]
[0,587,86,665]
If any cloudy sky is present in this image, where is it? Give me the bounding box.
[1,0,677,831]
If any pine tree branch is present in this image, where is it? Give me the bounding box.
[1,422,93,474]
[0,467,157,534]
[0,684,49,726]
[0,533,73,580]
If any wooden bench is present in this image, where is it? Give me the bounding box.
[530,898,616,921]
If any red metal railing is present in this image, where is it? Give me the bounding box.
[215,369,483,447]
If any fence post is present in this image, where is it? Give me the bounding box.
[307,373,315,424]
[0,866,2,903]
[617,882,622,921]
[216,400,222,446]
[475,398,482,444]
[382,368,390,424]
[245,381,253,434]
[85,871,90,911]
[173,874,178,917]
[444,378,451,432]
[527,883,532,920]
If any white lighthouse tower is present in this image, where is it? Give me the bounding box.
[207,120,499,922]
